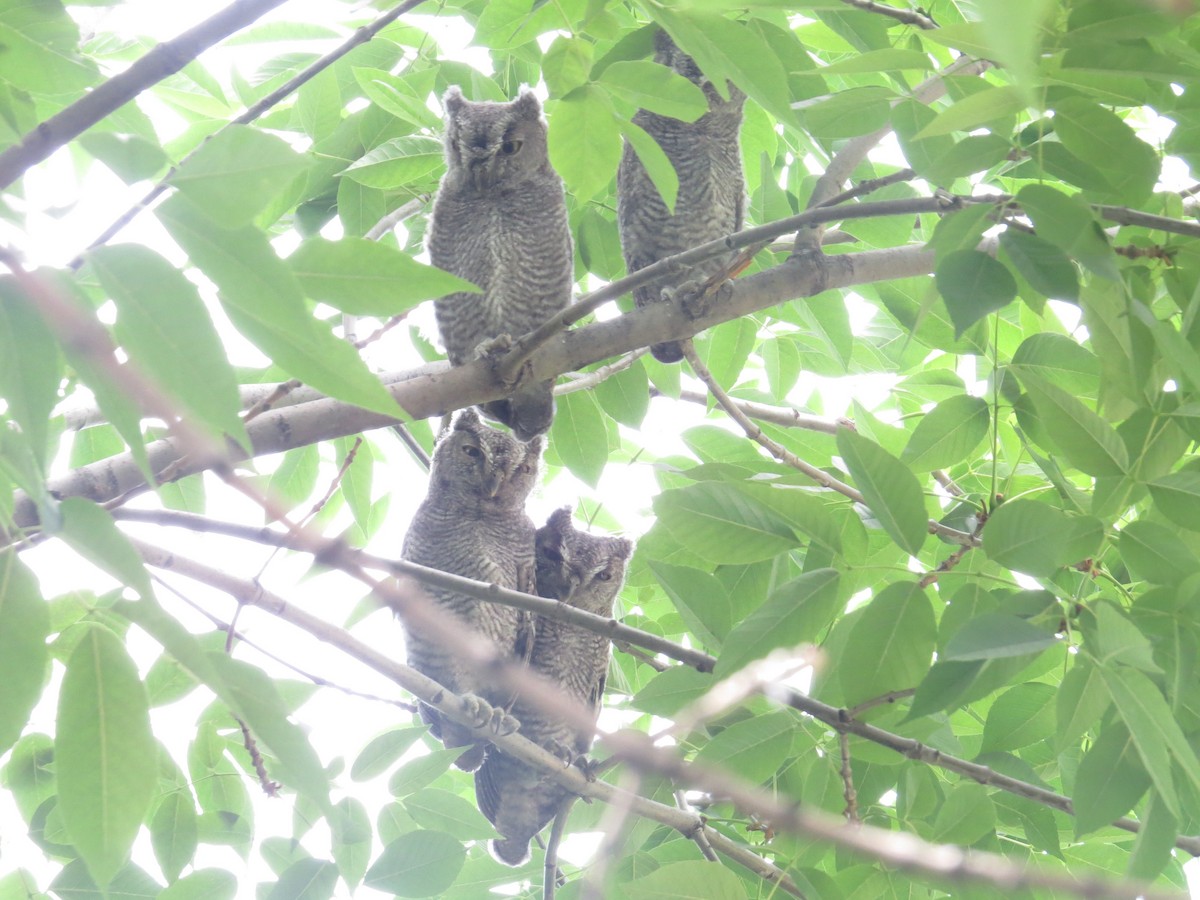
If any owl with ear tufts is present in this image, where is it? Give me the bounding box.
[429,87,574,441]
[617,30,746,364]
[399,408,542,772]
[474,508,634,866]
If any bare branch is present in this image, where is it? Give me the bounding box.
[0,0,290,191]
[681,342,978,547]
[837,0,937,28]
[669,388,851,434]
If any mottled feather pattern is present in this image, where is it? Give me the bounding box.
[399,409,541,771]
[430,88,573,441]
[617,31,746,363]
[475,508,634,865]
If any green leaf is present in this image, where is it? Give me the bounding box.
[1147,470,1200,531]
[693,711,793,784]
[351,727,427,781]
[631,666,713,717]
[387,747,462,797]
[0,279,61,464]
[802,86,893,140]
[364,831,465,897]
[1056,662,1110,752]
[981,682,1056,753]
[57,625,156,886]
[1015,372,1128,476]
[0,550,49,757]
[542,36,593,97]
[0,10,97,95]
[330,797,372,889]
[820,48,933,75]
[1017,184,1118,281]
[1127,792,1178,882]
[624,860,747,900]
[550,389,609,488]
[916,85,1026,138]
[982,499,1103,577]
[1100,665,1200,814]
[999,229,1080,302]
[208,654,331,811]
[836,429,928,556]
[651,10,794,125]
[617,118,679,213]
[150,792,198,884]
[1010,333,1098,398]
[288,237,480,316]
[931,783,996,845]
[1118,520,1200,585]
[404,788,493,839]
[1073,721,1151,835]
[976,0,1052,106]
[653,482,801,564]
[650,562,732,649]
[168,125,310,227]
[900,394,989,471]
[593,357,650,428]
[1052,97,1159,205]
[942,613,1058,661]
[716,568,842,677]
[839,582,935,706]
[157,194,404,420]
[159,869,237,900]
[1091,601,1161,674]
[548,86,622,202]
[266,858,338,900]
[352,67,440,130]
[54,498,153,600]
[89,244,248,450]
[342,136,444,189]
[599,60,709,121]
[935,249,1017,336]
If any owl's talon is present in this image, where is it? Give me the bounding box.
[575,756,599,782]
[473,333,515,361]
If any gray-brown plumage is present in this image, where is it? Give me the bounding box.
[399,408,542,772]
[617,30,746,364]
[429,87,573,441]
[475,508,634,866]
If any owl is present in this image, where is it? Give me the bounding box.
[617,30,746,364]
[399,408,542,772]
[429,87,574,441]
[475,508,634,866]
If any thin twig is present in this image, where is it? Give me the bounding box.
[674,791,719,861]
[669,388,851,435]
[365,194,430,241]
[543,796,575,900]
[681,342,978,547]
[838,732,858,823]
[555,351,647,396]
[837,0,937,27]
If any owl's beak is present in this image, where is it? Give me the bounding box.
[468,159,494,190]
[483,470,504,498]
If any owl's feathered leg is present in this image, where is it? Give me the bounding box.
[507,380,555,443]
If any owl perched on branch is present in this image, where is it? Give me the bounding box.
[429,87,573,441]
[399,409,541,772]
[617,30,746,364]
[475,508,634,866]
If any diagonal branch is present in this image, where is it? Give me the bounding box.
[838,0,937,28]
[0,0,291,191]
[105,507,1200,858]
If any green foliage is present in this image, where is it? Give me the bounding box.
[3,0,1200,897]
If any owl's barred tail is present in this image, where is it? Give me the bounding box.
[482,381,555,442]
[651,340,685,364]
[490,837,532,867]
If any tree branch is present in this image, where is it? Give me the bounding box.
[837,0,937,28]
[0,0,291,192]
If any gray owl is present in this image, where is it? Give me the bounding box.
[399,408,542,772]
[617,30,746,364]
[475,508,634,866]
[429,87,574,441]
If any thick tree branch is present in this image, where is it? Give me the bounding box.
[12,240,940,529]
[0,0,291,191]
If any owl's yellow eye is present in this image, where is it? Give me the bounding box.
[500,139,522,155]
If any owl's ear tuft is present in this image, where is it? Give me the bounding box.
[547,506,574,533]
[613,536,635,561]
[514,89,542,121]
[453,407,482,431]
[523,434,545,458]
[443,85,466,114]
